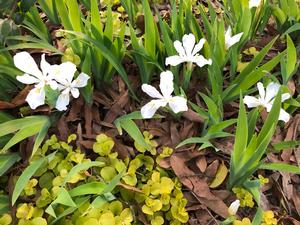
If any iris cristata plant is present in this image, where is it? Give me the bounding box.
[225,27,244,49]
[141,71,188,119]
[14,51,89,111]
[14,52,58,109]
[228,90,299,194]
[165,33,212,90]
[243,82,291,122]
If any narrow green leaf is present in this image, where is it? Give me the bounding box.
[252,207,263,225]
[232,95,248,166]
[207,119,236,135]
[272,140,300,152]
[102,170,124,194]
[284,35,296,82]
[52,187,76,207]
[142,0,157,59]
[282,22,300,35]
[32,120,51,157]
[0,195,9,214]
[46,187,77,218]
[91,0,103,37]
[65,0,83,32]
[259,162,300,174]
[119,119,151,151]
[2,125,41,152]
[247,108,259,143]
[0,153,21,176]
[12,152,56,205]
[199,92,222,124]
[69,182,106,197]
[176,137,208,148]
[55,0,73,30]
[48,197,89,225]
[62,161,104,186]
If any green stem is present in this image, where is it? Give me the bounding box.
[182,62,193,91]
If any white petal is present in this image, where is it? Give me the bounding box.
[228,200,240,216]
[50,62,77,85]
[265,82,280,103]
[193,55,212,67]
[13,52,43,79]
[71,73,90,88]
[48,80,58,90]
[249,0,261,8]
[168,96,188,113]
[141,99,167,119]
[257,82,265,100]
[141,84,163,99]
[281,93,291,102]
[159,71,174,98]
[16,74,40,84]
[192,38,206,56]
[226,32,243,49]
[165,55,185,66]
[56,93,70,111]
[174,40,186,57]
[60,62,77,83]
[244,96,261,108]
[265,103,273,112]
[182,33,196,57]
[40,54,51,76]
[71,88,80,98]
[26,86,45,109]
[57,83,66,91]
[225,27,232,43]
[49,65,69,86]
[279,108,290,123]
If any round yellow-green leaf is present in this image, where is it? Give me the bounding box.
[101,166,117,182]
[99,212,115,225]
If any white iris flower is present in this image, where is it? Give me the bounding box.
[249,0,262,8]
[243,82,291,122]
[165,33,212,67]
[141,71,188,118]
[51,62,90,111]
[14,51,89,111]
[14,52,58,109]
[225,26,244,49]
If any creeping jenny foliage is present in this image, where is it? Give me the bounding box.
[0,133,188,225]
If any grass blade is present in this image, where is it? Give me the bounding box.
[12,152,56,205]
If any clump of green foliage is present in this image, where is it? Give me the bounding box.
[0,133,188,225]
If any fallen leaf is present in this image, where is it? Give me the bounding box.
[205,160,219,179]
[196,156,207,173]
[170,152,229,218]
[84,103,92,136]
[209,161,228,188]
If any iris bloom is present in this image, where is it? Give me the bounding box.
[165,33,212,67]
[14,52,58,109]
[141,71,188,118]
[52,62,90,111]
[249,0,261,8]
[243,82,291,122]
[228,200,240,216]
[225,27,243,49]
